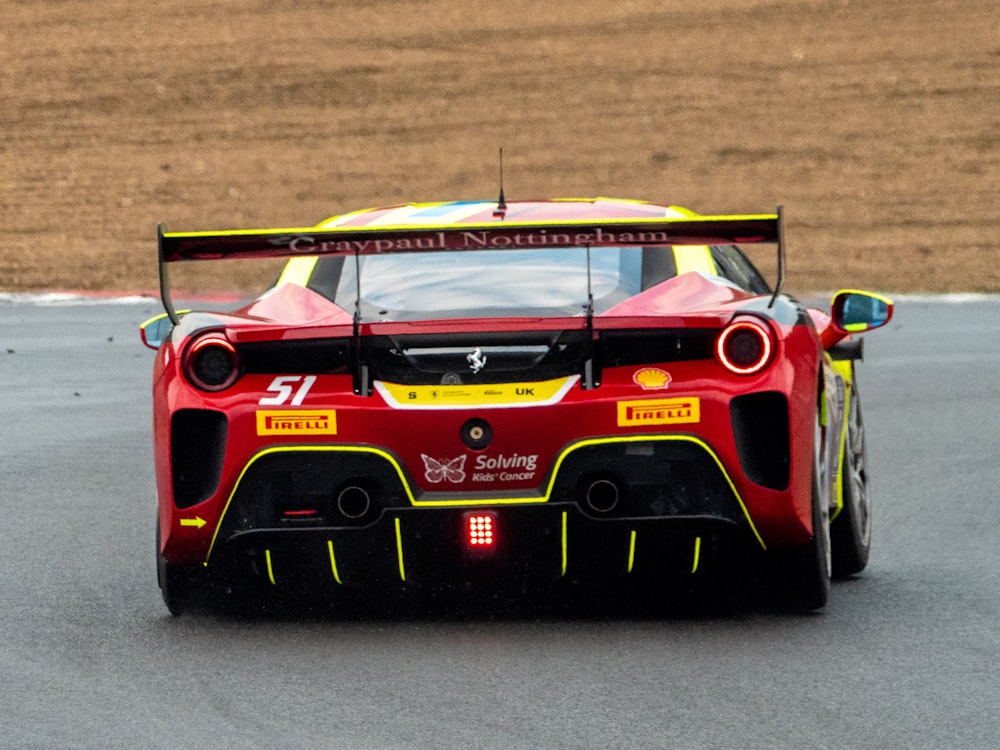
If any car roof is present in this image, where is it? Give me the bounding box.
[316,198,697,229]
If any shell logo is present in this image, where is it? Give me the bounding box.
[633,368,671,391]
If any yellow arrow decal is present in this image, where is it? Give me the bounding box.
[179,517,207,529]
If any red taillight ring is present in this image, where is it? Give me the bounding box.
[182,333,241,391]
[716,319,775,375]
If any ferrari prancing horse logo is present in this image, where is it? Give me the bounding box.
[467,347,487,374]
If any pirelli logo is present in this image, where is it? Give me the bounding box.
[256,410,338,436]
[617,398,700,427]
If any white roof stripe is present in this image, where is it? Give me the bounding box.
[364,204,425,226]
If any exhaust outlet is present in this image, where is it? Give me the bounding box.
[337,485,372,519]
[585,478,620,513]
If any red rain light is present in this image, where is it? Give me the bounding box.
[467,514,496,547]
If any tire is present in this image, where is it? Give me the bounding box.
[784,471,831,610]
[774,417,831,611]
[831,384,872,577]
[156,519,201,616]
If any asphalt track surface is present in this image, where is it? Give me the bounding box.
[2,294,999,749]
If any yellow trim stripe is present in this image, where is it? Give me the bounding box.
[206,446,410,562]
[561,512,568,576]
[206,435,766,562]
[163,213,779,240]
[264,549,276,585]
[627,530,637,573]
[831,288,894,307]
[139,310,190,330]
[275,256,319,287]
[691,536,702,574]
[327,540,342,584]
[829,359,855,522]
[673,245,717,276]
[376,376,578,410]
[831,384,851,522]
[394,517,406,581]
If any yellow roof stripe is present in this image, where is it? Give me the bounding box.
[275,256,318,287]
[674,245,718,275]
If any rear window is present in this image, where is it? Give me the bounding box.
[305,242,769,321]
[330,246,643,321]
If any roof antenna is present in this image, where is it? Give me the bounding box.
[493,147,507,219]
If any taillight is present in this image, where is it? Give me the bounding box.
[182,332,241,391]
[716,318,775,375]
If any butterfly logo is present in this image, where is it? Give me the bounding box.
[421,454,467,483]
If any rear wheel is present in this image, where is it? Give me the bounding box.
[831,384,872,577]
[773,417,831,611]
[156,519,202,616]
[782,471,831,610]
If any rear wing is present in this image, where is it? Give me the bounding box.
[157,209,784,324]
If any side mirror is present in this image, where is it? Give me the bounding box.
[140,311,188,350]
[831,290,893,334]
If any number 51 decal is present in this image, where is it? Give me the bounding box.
[259,375,317,406]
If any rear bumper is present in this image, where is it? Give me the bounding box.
[212,505,759,592]
[192,436,765,591]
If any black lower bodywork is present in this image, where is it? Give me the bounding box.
[162,438,770,614]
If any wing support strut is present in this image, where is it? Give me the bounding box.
[582,244,598,390]
[158,224,181,325]
[351,249,370,395]
[768,205,786,309]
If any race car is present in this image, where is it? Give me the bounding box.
[141,198,892,615]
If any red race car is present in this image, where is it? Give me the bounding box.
[141,198,892,614]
